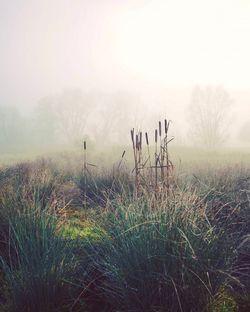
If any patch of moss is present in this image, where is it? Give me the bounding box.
[211,287,238,312]
[61,219,108,242]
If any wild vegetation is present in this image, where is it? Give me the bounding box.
[0,119,249,312]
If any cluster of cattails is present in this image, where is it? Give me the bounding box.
[130,119,174,197]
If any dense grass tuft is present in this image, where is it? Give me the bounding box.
[81,191,240,312]
[0,206,78,312]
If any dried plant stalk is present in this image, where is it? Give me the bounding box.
[83,140,87,208]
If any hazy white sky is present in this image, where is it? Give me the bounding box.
[0,0,250,109]
[115,0,250,86]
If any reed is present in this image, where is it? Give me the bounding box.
[130,118,174,197]
[83,140,87,208]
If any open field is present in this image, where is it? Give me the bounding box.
[2,0,250,310]
[0,123,249,312]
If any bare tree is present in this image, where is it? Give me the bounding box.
[54,89,93,143]
[187,85,233,149]
[93,92,141,143]
[34,90,143,145]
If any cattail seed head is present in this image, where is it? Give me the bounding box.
[139,132,142,150]
[131,129,135,145]
[145,132,149,145]
[136,134,139,150]
[159,121,162,137]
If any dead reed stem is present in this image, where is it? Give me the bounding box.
[83,140,87,208]
[155,129,158,192]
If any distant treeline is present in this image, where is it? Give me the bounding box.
[0,89,149,151]
[0,87,249,152]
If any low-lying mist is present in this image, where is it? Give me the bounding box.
[0,86,249,159]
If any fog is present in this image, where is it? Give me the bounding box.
[1,0,250,152]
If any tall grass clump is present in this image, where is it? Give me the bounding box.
[83,190,238,312]
[0,161,62,261]
[0,204,78,312]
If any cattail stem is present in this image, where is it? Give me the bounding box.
[159,121,164,184]
[83,140,87,208]
[165,121,170,195]
[155,129,158,192]
[131,129,139,198]
[145,132,152,185]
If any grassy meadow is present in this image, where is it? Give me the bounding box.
[0,121,249,312]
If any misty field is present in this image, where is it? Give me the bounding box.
[2,0,250,310]
[0,120,249,312]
